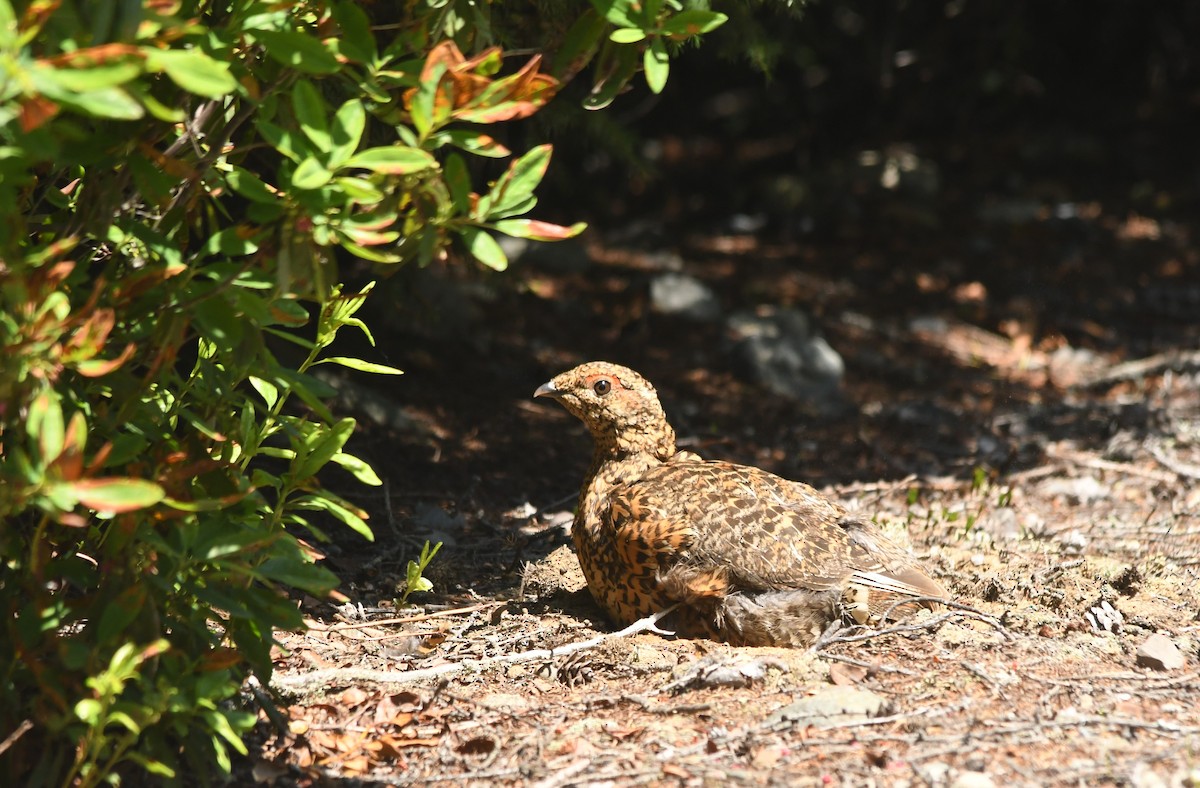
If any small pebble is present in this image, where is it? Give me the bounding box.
[1136,633,1185,671]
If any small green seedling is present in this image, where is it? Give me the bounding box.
[399,540,443,606]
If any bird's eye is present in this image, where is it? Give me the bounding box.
[593,379,612,396]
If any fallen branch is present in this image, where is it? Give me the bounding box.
[307,602,503,632]
[1073,348,1200,389]
[1146,440,1200,481]
[1043,445,1180,484]
[269,605,679,694]
[815,599,1012,652]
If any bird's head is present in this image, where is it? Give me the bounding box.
[535,361,676,460]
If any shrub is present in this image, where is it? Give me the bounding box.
[0,0,725,783]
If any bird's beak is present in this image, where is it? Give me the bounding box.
[534,380,560,399]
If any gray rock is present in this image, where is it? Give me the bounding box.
[1128,761,1169,788]
[916,762,952,786]
[950,772,996,788]
[1136,634,1186,671]
[1038,475,1109,504]
[765,686,889,729]
[982,507,1022,542]
[649,272,721,321]
[726,306,844,400]
[1058,529,1089,555]
[412,503,463,546]
[665,654,789,691]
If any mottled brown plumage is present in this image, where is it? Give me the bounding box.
[535,361,949,646]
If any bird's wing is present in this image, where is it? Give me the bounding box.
[603,458,944,601]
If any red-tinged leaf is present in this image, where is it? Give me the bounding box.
[492,219,587,241]
[455,101,543,124]
[198,647,244,672]
[661,10,729,37]
[420,40,467,80]
[340,227,399,246]
[484,144,552,216]
[45,43,141,67]
[140,640,171,659]
[20,95,59,132]
[458,46,503,77]
[443,131,510,158]
[29,391,65,461]
[65,308,116,357]
[345,213,399,231]
[69,478,165,513]
[75,343,136,377]
[340,240,403,263]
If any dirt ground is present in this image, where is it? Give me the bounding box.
[237,172,1200,787]
[241,195,1200,782]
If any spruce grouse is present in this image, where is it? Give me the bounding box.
[535,361,949,646]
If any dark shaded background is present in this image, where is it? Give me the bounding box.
[333,2,1199,572]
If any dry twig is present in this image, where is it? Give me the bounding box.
[1074,349,1200,389]
[270,606,679,693]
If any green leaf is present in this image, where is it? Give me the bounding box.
[460,227,507,271]
[409,63,446,138]
[444,154,472,214]
[259,557,337,595]
[591,0,639,28]
[331,1,377,62]
[609,28,646,44]
[226,167,278,204]
[45,62,142,92]
[484,194,537,222]
[342,146,438,175]
[29,390,65,461]
[584,43,640,110]
[96,585,146,642]
[253,29,340,74]
[143,48,238,98]
[312,356,403,374]
[290,493,373,540]
[293,418,356,480]
[484,144,552,217]
[66,478,165,513]
[330,451,383,486]
[661,10,728,37]
[105,711,142,735]
[340,240,402,263]
[292,79,331,151]
[291,157,333,190]
[0,0,16,49]
[248,376,279,408]
[329,99,366,167]
[257,119,316,162]
[59,86,144,120]
[551,9,608,78]
[202,227,259,257]
[644,39,670,94]
[75,699,104,726]
[194,526,270,561]
[333,176,383,203]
